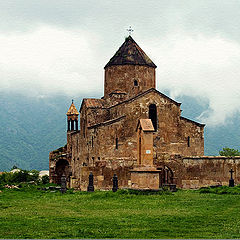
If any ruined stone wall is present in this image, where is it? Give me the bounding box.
[49,145,69,184]
[104,65,155,99]
[158,155,240,189]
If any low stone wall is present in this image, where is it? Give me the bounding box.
[177,156,240,189]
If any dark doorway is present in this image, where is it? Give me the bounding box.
[149,104,157,131]
[158,166,174,187]
[55,159,70,185]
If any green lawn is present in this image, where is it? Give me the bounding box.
[0,187,240,239]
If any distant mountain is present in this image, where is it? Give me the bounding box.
[0,93,71,171]
[0,92,239,171]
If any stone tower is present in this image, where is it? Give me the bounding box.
[66,101,79,131]
[104,36,157,100]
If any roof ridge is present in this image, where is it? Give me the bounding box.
[108,88,181,109]
[180,116,205,127]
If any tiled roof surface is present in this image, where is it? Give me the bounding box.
[105,36,156,69]
[84,98,105,108]
[66,102,79,115]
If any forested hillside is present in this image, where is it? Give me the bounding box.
[0,93,70,171]
[0,92,239,171]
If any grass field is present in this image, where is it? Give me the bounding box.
[1,187,240,239]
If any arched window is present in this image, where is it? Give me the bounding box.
[149,104,157,131]
[134,80,138,86]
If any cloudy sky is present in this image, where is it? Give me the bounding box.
[0,0,240,126]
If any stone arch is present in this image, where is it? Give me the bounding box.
[55,159,70,185]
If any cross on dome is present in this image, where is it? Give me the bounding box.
[126,26,134,36]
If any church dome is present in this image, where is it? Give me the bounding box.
[104,36,157,69]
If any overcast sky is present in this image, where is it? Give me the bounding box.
[0,0,240,126]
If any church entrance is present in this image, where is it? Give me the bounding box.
[55,159,70,185]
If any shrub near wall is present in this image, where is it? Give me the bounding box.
[0,170,39,188]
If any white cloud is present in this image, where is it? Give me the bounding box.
[0,26,103,96]
[0,25,240,126]
[145,32,240,126]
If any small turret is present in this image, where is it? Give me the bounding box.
[66,100,79,131]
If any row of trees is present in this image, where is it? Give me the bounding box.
[0,169,49,186]
[219,147,240,156]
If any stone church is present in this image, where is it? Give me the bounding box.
[49,36,240,190]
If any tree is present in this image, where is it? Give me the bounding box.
[219,147,240,156]
[41,175,49,184]
[11,165,18,170]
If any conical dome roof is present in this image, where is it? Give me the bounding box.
[104,36,156,69]
[66,102,79,116]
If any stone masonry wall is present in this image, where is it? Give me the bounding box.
[64,89,205,190]
[157,155,240,189]
[104,65,155,99]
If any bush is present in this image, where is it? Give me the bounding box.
[219,147,240,156]
[0,169,39,186]
[41,175,49,184]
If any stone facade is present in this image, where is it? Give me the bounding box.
[49,36,238,190]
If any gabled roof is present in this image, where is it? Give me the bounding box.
[66,102,79,115]
[109,89,127,95]
[104,36,157,69]
[80,98,105,112]
[84,98,105,108]
[108,88,181,109]
[180,116,205,127]
[136,119,155,132]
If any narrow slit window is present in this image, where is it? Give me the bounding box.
[187,136,190,147]
[92,136,94,148]
[134,80,138,86]
[83,121,85,138]
[116,138,118,149]
[149,104,157,131]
